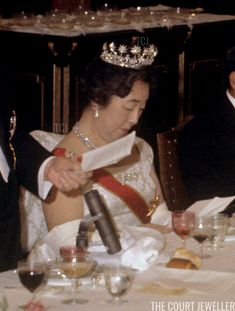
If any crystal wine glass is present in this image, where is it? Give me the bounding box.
[171,210,195,247]
[58,250,96,305]
[17,260,47,302]
[104,264,136,305]
[191,216,212,258]
[207,214,229,250]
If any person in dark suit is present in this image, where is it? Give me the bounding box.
[0,61,92,274]
[178,46,235,204]
[0,110,92,272]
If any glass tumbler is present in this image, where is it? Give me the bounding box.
[208,214,229,250]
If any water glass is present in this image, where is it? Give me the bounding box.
[227,213,235,235]
[208,214,229,250]
[104,264,136,305]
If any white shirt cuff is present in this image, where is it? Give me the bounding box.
[38,156,54,199]
[0,145,10,182]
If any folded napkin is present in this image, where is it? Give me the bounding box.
[187,196,235,216]
[117,226,166,271]
[28,219,81,262]
[29,221,166,271]
[151,202,171,226]
[88,226,166,271]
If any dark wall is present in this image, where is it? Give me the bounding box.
[0,0,51,17]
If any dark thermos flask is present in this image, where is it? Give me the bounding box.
[84,189,122,254]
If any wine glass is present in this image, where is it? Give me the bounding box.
[191,216,212,258]
[104,264,136,305]
[171,210,195,247]
[207,214,229,250]
[58,250,96,305]
[17,260,47,302]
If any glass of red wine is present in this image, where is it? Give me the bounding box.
[17,259,47,302]
[171,210,195,247]
[191,216,212,258]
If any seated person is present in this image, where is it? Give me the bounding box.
[178,46,235,205]
[38,41,171,247]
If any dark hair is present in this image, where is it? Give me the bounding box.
[79,57,157,109]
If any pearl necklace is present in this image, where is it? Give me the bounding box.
[73,123,96,150]
[72,122,139,185]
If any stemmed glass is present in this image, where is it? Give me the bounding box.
[207,214,229,250]
[191,216,212,258]
[171,210,195,247]
[17,260,47,303]
[104,264,136,305]
[58,249,96,305]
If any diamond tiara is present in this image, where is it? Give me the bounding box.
[100,42,158,69]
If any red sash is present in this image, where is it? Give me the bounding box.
[54,147,151,224]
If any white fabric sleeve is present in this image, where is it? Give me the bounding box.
[38,156,54,199]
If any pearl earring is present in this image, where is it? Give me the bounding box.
[94,106,99,118]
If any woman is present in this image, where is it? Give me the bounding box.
[42,42,171,236]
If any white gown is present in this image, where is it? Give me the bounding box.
[82,136,157,227]
[21,131,170,264]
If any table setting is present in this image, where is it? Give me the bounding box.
[1,196,235,310]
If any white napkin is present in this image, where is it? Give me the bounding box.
[119,226,166,271]
[29,221,165,271]
[151,202,171,226]
[81,131,136,171]
[187,196,235,216]
[28,219,81,262]
[88,226,166,271]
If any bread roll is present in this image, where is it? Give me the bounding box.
[173,247,202,269]
[166,258,197,270]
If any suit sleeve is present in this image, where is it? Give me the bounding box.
[178,120,216,202]
[11,128,51,196]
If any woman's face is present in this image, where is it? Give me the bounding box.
[96,80,150,143]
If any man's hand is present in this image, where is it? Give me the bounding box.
[44,157,92,192]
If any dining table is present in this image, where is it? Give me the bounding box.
[0,5,234,132]
[1,199,235,311]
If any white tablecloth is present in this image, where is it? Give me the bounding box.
[1,214,235,311]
